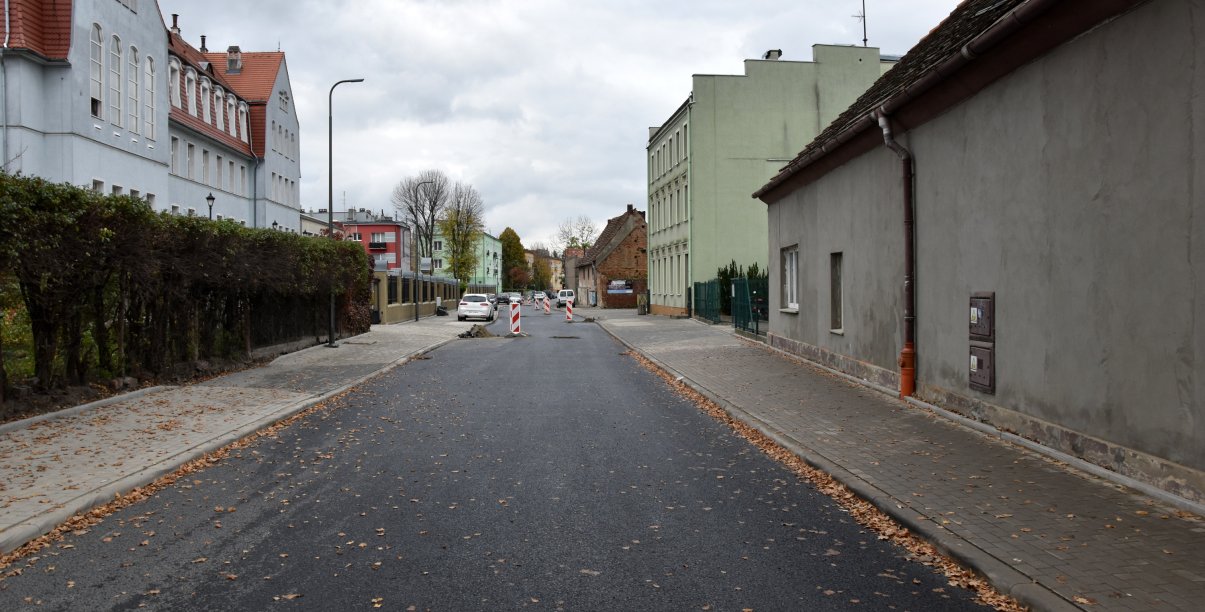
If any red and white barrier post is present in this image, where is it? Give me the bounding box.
[565,298,573,322]
[543,295,551,315]
[509,301,521,335]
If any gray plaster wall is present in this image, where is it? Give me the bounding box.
[767,0,1205,487]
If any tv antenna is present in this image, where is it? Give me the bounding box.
[854,0,868,47]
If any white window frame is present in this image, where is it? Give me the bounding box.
[127,46,139,133]
[143,57,155,139]
[109,35,123,127]
[168,58,181,108]
[782,245,799,311]
[200,77,211,123]
[89,25,104,118]
[213,86,224,131]
[184,68,196,115]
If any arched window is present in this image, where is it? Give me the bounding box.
[238,103,249,143]
[200,77,211,123]
[184,67,196,115]
[89,25,104,118]
[213,86,224,130]
[143,57,156,138]
[168,58,180,108]
[127,46,140,134]
[226,94,236,136]
[109,35,123,127]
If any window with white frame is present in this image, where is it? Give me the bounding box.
[238,103,249,142]
[127,46,139,133]
[184,68,195,115]
[109,35,123,126]
[781,245,799,310]
[186,143,194,179]
[202,149,210,184]
[226,95,236,135]
[213,86,224,130]
[200,78,211,123]
[90,25,104,118]
[433,240,443,251]
[170,137,178,174]
[371,232,386,242]
[215,154,223,188]
[143,57,155,138]
[168,58,180,107]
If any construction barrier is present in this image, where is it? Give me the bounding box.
[565,299,573,322]
[543,296,551,315]
[509,302,521,334]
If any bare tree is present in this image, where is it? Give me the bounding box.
[390,170,450,259]
[554,215,598,252]
[437,182,486,286]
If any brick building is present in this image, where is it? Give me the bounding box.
[576,205,647,308]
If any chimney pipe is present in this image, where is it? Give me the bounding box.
[170,14,180,35]
[200,35,207,53]
[763,49,782,60]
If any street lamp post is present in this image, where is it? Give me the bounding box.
[206,192,215,220]
[327,77,364,348]
[412,180,434,322]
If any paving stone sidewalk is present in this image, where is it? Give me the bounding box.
[0,317,473,555]
[594,309,1205,612]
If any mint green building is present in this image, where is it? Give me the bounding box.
[432,231,502,294]
[647,45,895,315]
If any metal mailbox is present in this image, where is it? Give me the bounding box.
[969,343,995,394]
[970,292,994,341]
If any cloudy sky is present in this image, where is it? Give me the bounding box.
[157,0,961,248]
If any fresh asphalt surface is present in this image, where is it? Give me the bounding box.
[0,310,988,610]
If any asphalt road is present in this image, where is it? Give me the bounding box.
[0,310,990,611]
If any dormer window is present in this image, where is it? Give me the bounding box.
[183,67,196,115]
[168,58,181,108]
[237,102,249,143]
[226,94,236,136]
[200,77,211,123]
[213,86,224,130]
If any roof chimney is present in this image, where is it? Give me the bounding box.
[627,204,634,212]
[170,14,180,35]
[200,35,208,53]
[226,46,243,74]
[762,49,782,60]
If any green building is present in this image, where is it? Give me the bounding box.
[432,231,502,294]
[647,45,895,315]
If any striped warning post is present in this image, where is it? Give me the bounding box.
[543,296,551,315]
[565,298,573,322]
[509,302,521,334]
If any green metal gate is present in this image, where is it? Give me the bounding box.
[732,277,768,335]
[693,280,721,324]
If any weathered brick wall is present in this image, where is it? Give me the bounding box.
[597,219,648,308]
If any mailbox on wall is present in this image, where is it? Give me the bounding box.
[969,292,995,394]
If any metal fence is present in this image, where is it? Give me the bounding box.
[732,277,769,335]
[693,280,722,324]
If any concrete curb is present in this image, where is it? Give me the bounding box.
[595,320,1079,612]
[0,335,458,556]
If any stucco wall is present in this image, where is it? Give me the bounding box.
[766,0,1205,497]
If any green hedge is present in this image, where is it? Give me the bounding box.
[0,173,370,398]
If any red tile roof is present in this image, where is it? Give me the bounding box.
[203,51,284,103]
[2,0,72,60]
[167,31,252,154]
[581,206,645,266]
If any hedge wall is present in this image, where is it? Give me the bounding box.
[0,173,370,399]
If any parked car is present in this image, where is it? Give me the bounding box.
[556,289,575,307]
[457,293,494,321]
[487,294,497,308]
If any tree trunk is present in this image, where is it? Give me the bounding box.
[93,284,112,374]
[63,309,85,385]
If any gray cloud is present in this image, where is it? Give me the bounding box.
[158,0,961,245]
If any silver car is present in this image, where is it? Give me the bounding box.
[457,293,494,321]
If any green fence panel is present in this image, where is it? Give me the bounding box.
[693,280,722,324]
[732,277,768,335]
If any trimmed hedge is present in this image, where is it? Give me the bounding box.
[0,173,370,397]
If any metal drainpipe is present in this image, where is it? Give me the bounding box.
[873,110,916,398]
[2,0,10,171]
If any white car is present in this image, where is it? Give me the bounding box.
[457,293,494,321]
[556,289,575,307]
